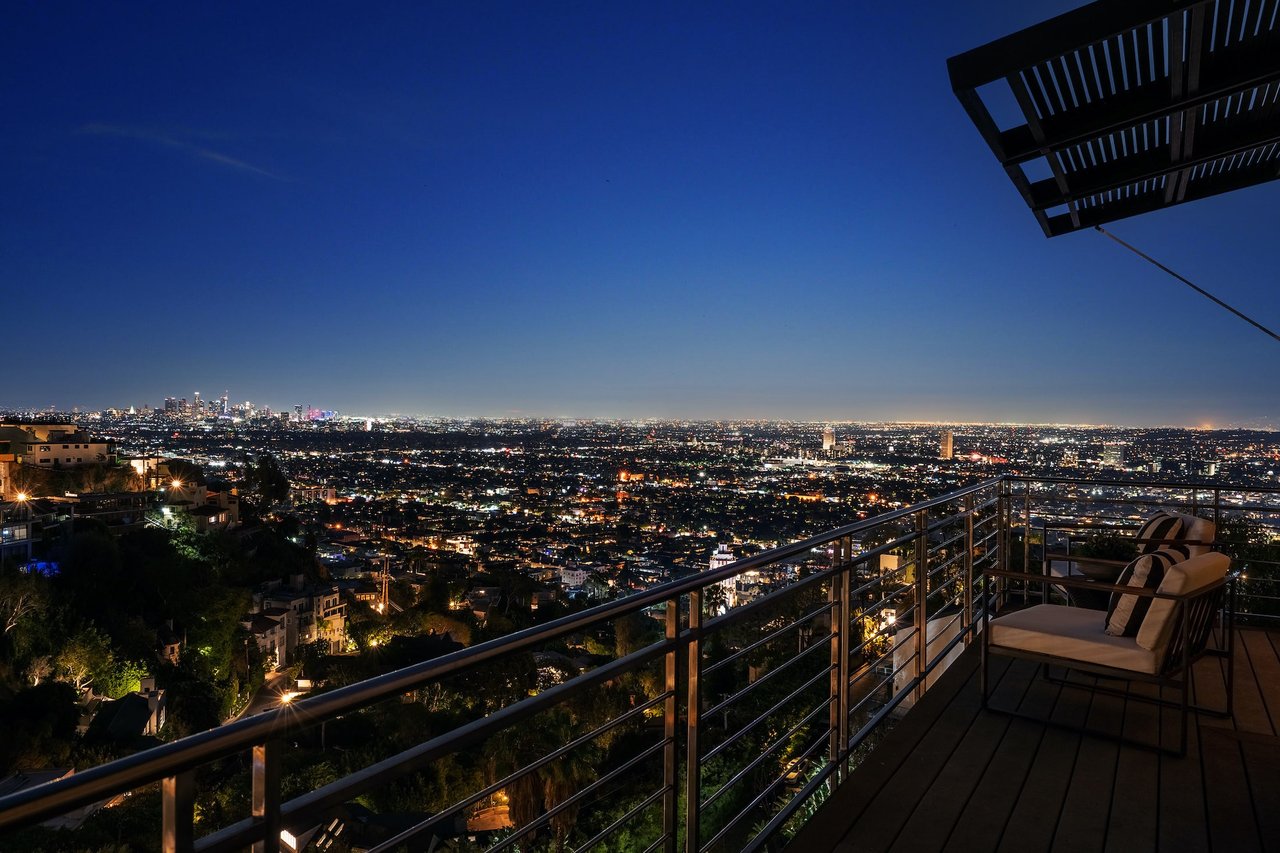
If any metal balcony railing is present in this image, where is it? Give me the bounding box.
[0,474,1275,852]
[1003,475,1280,625]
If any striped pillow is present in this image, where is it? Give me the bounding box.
[1104,546,1192,637]
[1134,512,1185,555]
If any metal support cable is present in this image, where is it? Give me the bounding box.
[1095,225,1280,344]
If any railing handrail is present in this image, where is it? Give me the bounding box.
[1006,474,1280,494]
[0,476,1003,833]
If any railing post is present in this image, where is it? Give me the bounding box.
[162,770,195,853]
[829,536,849,781]
[963,493,975,643]
[1212,487,1221,541]
[1022,489,1032,605]
[685,588,702,852]
[997,480,1010,611]
[252,740,282,853]
[914,508,928,699]
[663,596,679,853]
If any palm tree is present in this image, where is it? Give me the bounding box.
[704,582,728,616]
[485,726,551,845]
[484,711,598,850]
[539,713,598,851]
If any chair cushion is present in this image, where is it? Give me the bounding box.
[1135,512,1185,554]
[1168,512,1215,558]
[1105,547,1192,637]
[1136,551,1231,653]
[989,604,1159,674]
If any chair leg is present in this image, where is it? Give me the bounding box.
[980,634,989,709]
[1179,677,1189,758]
[1225,595,1236,720]
[980,572,989,709]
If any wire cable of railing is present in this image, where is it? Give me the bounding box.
[1095,225,1280,344]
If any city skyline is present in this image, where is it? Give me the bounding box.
[0,394,1259,427]
[5,1,1278,425]
[0,392,1268,431]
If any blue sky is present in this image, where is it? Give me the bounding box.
[4,2,1277,426]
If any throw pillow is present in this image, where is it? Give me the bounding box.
[1134,512,1185,555]
[1104,545,1192,637]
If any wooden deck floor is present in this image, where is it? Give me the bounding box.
[790,628,1280,853]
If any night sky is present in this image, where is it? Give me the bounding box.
[4,2,1277,426]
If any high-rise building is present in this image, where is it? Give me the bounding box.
[1101,442,1126,468]
[221,391,230,416]
[709,544,736,572]
[709,544,738,612]
[822,426,836,453]
[164,397,178,414]
[939,431,954,460]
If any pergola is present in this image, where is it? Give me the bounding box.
[948,0,1280,237]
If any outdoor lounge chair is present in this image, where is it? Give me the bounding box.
[980,550,1235,756]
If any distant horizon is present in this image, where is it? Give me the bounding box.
[2,400,1276,433]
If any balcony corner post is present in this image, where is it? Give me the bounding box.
[829,536,849,781]
[663,594,679,853]
[161,770,195,853]
[252,739,282,853]
[914,508,928,700]
[963,492,975,642]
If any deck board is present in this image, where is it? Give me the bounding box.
[1233,730,1280,851]
[1049,681,1124,853]
[886,659,1037,853]
[1199,727,1264,853]
[994,671,1094,853]
[1229,632,1274,736]
[789,627,1280,853]
[1238,630,1280,735]
[1155,694,1210,853]
[1102,683,1159,853]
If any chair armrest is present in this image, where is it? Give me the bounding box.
[1134,538,1214,547]
[1043,551,1128,569]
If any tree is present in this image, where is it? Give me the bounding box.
[0,571,45,635]
[704,582,728,616]
[55,627,113,694]
[25,655,52,686]
[540,714,597,850]
[0,682,79,773]
[245,455,290,506]
[99,659,149,699]
[613,611,654,659]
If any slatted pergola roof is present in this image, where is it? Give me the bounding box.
[948,0,1280,237]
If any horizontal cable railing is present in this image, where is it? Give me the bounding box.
[1,473,1273,851]
[1005,475,1280,625]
